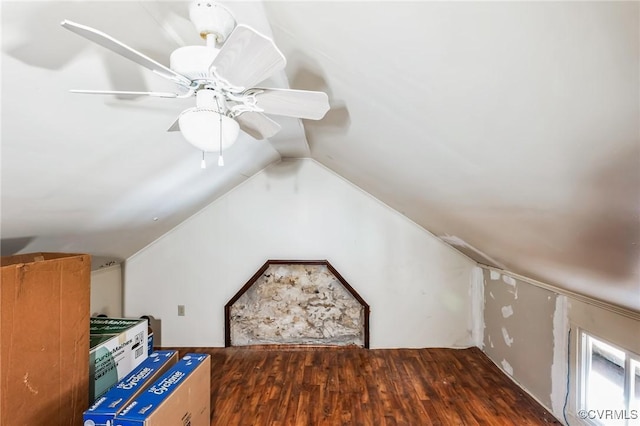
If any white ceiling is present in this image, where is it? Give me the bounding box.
[1,1,638,312]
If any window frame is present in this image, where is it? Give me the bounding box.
[578,329,640,426]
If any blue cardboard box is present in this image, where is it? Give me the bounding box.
[83,350,179,426]
[114,353,211,426]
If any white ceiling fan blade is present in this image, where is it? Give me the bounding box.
[236,112,281,140]
[70,90,178,98]
[210,25,286,89]
[249,88,330,120]
[60,20,192,87]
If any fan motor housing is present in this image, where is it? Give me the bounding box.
[170,46,220,80]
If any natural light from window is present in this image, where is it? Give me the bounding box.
[580,332,640,426]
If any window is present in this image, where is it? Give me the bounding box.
[579,332,640,425]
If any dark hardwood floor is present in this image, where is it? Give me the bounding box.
[169,346,560,425]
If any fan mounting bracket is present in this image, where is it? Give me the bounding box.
[189,1,236,44]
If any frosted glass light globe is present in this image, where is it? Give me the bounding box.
[178,109,240,153]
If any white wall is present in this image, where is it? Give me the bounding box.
[124,159,477,348]
[90,264,123,317]
[481,266,640,424]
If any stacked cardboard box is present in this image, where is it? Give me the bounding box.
[114,353,211,426]
[90,317,149,402]
[84,350,179,426]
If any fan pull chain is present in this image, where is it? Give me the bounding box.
[201,151,206,169]
[215,95,224,167]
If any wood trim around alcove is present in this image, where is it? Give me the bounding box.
[224,260,370,348]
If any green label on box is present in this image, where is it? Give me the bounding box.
[90,346,119,400]
[90,318,145,335]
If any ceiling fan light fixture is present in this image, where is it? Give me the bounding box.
[62,3,331,155]
[178,109,240,152]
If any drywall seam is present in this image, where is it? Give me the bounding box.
[470,266,485,347]
[478,264,640,321]
[550,295,569,421]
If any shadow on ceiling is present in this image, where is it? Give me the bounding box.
[3,2,192,100]
[436,141,640,286]
[569,142,640,280]
[1,237,35,257]
[285,50,351,149]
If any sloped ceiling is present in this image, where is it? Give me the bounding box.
[1,0,300,266]
[1,1,638,312]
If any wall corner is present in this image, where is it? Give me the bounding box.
[470,265,485,348]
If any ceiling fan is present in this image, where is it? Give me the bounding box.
[61,0,329,164]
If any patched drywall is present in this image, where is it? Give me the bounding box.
[124,159,477,348]
[482,266,640,423]
[483,269,556,409]
[229,263,365,346]
[550,295,568,417]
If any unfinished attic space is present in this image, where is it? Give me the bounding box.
[1,1,638,425]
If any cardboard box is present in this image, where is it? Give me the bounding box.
[90,318,149,401]
[1,252,90,426]
[90,317,148,335]
[83,350,179,426]
[136,317,154,354]
[142,316,162,348]
[147,331,154,355]
[114,354,211,426]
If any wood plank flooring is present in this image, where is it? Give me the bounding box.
[169,346,561,426]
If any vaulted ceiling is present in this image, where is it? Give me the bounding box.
[2,1,638,311]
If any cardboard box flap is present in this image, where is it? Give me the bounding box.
[0,252,86,267]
